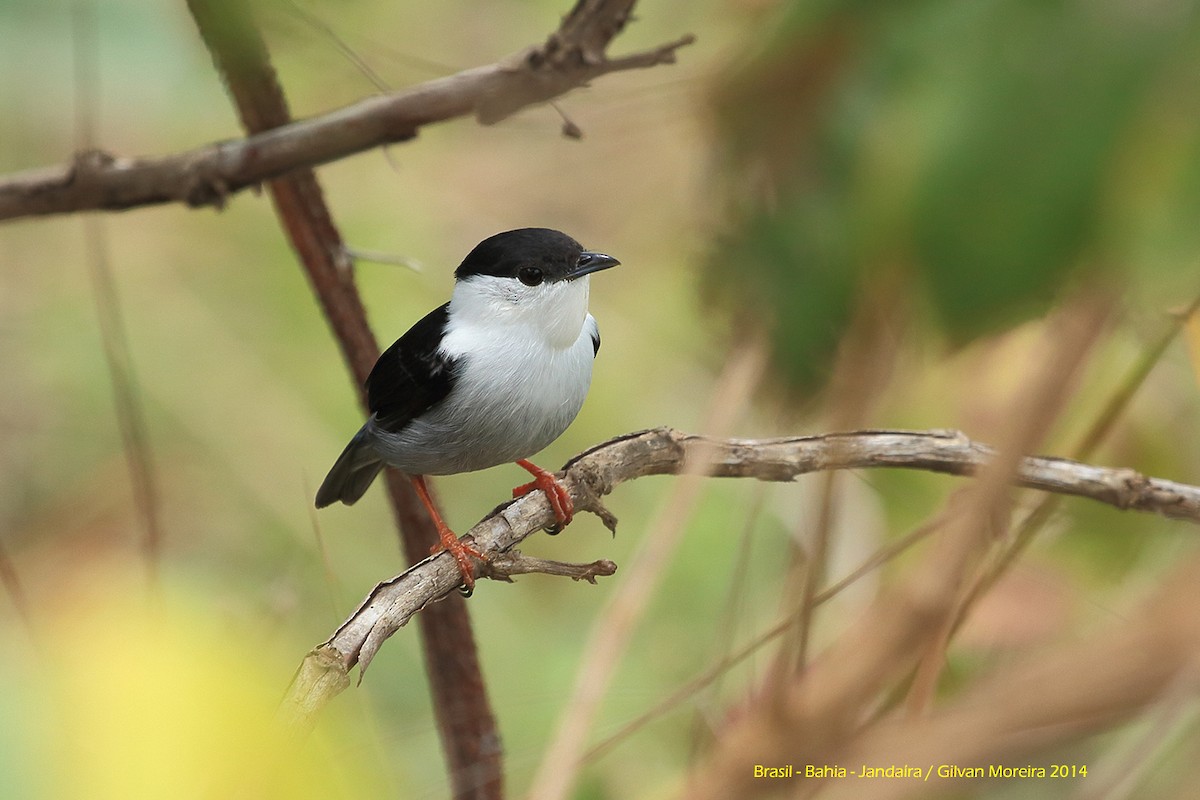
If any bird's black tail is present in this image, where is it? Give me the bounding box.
[315,427,385,508]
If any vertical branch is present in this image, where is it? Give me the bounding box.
[183,2,502,797]
[72,0,163,588]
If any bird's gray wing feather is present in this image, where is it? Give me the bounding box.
[315,303,459,507]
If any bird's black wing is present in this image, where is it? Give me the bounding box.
[365,303,459,433]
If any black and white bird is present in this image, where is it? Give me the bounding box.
[316,228,619,588]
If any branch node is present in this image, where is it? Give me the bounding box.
[1112,468,1150,509]
[573,466,619,534]
[180,148,233,209]
[72,147,116,175]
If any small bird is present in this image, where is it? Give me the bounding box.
[316,228,619,589]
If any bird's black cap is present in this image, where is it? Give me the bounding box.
[454,228,618,283]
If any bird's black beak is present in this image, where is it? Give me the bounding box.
[568,251,620,280]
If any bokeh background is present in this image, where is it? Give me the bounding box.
[4,0,1200,797]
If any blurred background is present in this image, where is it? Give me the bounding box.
[3,0,1200,797]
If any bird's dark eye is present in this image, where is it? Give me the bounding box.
[518,267,544,286]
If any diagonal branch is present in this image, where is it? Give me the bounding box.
[0,6,693,222]
[281,426,1200,726]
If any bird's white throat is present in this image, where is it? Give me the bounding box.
[376,271,599,475]
[446,273,591,351]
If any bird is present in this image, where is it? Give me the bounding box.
[315,228,620,590]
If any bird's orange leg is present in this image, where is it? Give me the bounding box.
[411,474,484,590]
[511,459,574,526]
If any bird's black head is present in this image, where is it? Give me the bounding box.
[454,228,619,287]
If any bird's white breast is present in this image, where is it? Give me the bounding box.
[368,275,598,475]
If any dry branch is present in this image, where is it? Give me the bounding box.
[282,426,1200,725]
[0,4,694,222]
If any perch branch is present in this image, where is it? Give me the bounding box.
[0,3,694,222]
[282,426,1200,725]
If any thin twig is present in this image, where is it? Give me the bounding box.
[342,246,423,271]
[478,551,617,583]
[74,0,163,591]
[0,536,33,635]
[281,0,394,93]
[686,481,768,755]
[582,513,947,764]
[305,481,345,620]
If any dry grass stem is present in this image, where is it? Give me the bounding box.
[527,339,768,800]
[817,554,1200,800]
[677,296,1111,800]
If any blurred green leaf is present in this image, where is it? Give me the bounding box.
[911,1,1175,337]
[712,191,858,391]
[708,0,1200,390]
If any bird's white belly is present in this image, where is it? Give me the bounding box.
[367,324,595,475]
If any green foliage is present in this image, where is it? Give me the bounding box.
[709,0,1200,391]
[712,191,858,391]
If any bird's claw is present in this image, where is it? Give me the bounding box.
[512,465,574,527]
[430,535,485,591]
